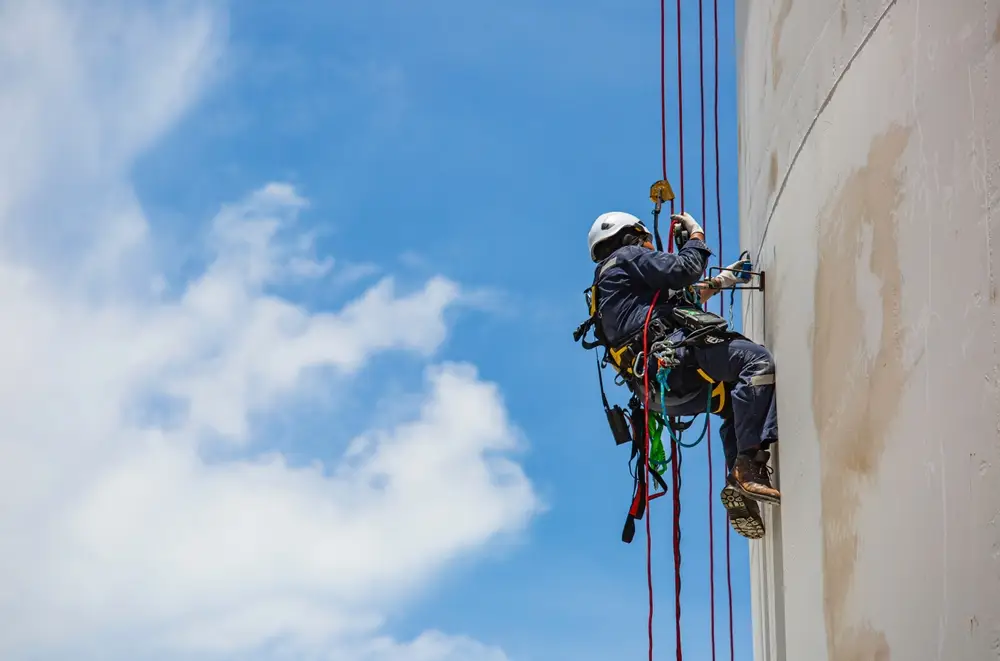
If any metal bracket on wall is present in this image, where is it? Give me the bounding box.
[706,265,766,292]
[705,265,766,333]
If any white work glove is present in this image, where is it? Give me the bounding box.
[708,258,751,289]
[671,212,704,237]
[695,258,751,303]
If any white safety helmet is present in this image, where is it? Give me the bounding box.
[587,211,651,262]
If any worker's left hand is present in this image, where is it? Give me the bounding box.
[694,282,718,304]
[695,257,749,302]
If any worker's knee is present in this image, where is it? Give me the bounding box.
[747,349,774,383]
[731,340,775,384]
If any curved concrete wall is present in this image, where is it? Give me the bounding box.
[736,1,1000,659]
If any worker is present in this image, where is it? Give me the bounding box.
[586,210,779,539]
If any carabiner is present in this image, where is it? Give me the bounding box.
[632,351,646,378]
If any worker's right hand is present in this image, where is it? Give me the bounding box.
[671,212,705,238]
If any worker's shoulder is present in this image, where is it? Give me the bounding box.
[678,237,712,253]
[609,244,649,262]
[595,245,647,277]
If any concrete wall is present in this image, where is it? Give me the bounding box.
[736,1,1000,659]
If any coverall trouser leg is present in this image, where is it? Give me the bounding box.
[690,335,778,458]
[717,385,739,472]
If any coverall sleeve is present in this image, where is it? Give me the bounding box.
[629,239,713,290]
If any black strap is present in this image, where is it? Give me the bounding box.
[596,351,610,411]
[652,206,664,251]
[621,411,669,544]
[622,458,668,543]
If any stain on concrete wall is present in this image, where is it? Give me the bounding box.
[740,2,1000,659]
[772,0,793,89]
[811,123,914,661]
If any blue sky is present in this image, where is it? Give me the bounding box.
[137,0,753,658]
[0,1,757,659]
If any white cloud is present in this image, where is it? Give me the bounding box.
[348,631,510,661]
[0,2,538,659]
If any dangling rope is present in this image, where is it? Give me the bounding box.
[696,0,717,656]
[647,0,739,660]
[646,0,677,656]
[645,0,669,656]
[713,0,737,658]
[646,0,686,658]
[670,0,685,657]
[641,290,660,661]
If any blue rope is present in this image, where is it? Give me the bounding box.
[656,364,712,449]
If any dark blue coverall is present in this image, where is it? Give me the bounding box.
[593,239,778,469]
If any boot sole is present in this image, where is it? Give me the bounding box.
[720,485,765,540]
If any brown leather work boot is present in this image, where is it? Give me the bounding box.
[728,449,781,505]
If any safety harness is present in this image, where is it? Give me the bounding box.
[572,252,732,543]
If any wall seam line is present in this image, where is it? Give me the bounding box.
[749,0,899,269]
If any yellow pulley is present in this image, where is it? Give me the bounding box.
[648,179,675,250]
[649,179,675,208]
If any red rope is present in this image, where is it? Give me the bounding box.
[647,2,669,657]
[714,13,736,661]
[671,1,685,660]
[671,435,683,661]
[654,0,739,659]
[711,0,736,658]
[697,0,718,656]
[648,1,673,658]
[660,0,667,183]
[642,290,661,661]
[712,0,723,280]
[726,521,734,661]
[675,0,685,213]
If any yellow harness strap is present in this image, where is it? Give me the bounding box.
[696,368,726,414]
[590,275,725,413]
[608,344,631,375]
